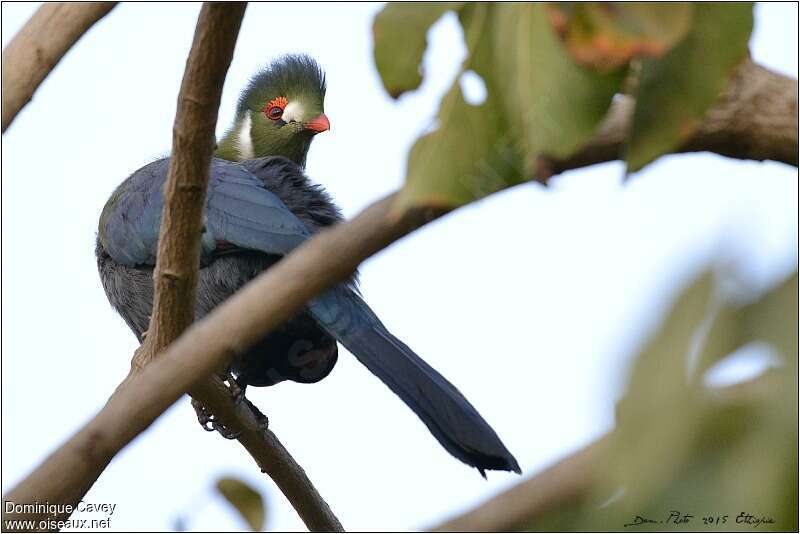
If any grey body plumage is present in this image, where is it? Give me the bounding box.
[95,54,520,474]
[97,157,346,385]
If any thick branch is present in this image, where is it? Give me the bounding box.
[2,4,245,531]
[2,193,438,530]
[135,3,244,366]
[1,2,116,133]
[110,2,341,529]
[2,14,791,530]
[537,59,798,182]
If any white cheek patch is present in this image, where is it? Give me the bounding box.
[236,111,255,159]
[282,101,304,124]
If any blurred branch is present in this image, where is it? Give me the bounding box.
[1,2,117,133]
[430,372,787,532]
[536,59,798,181]
[433,437,610,532]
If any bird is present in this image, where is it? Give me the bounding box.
[95,55,520,475]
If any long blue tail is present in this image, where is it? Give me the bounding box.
[307,286,521,475]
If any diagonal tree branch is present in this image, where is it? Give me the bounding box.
[1,2,340,530]
[1,17,793,531]
[114,2,342,529]
[1,193,435,532]
[1,2,117,133]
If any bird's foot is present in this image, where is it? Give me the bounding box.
[219,370,246,405]
[140,315,152,341]
[190,371,268,439]
[191,398,241,440]
[243,397,270,433]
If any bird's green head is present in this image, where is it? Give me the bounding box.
[217,55,329,166]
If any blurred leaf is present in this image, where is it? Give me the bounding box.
[399,84,524,208]
[738,273,798,363]
[546,2,693,71]
[694,272,798,377]
[493,4,625,163]
[607,271,714,511]
[396,3,624,210]
[596,372,797,531]
[583,269,798,531]
[216,476,266,531]
[372,3,458,98]
[396,4,524,208]
[626,3,753,172]
[692,301,740,381]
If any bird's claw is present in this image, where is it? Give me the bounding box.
[190,372,251,439]
[220,370,246,405]
[139,315,152,341]
[192,398,217,432]
[243,397,270,432]
[191,398,242,440]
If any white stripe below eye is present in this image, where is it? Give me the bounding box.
[236,111,255,159]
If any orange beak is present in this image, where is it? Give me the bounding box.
[304,113,330,133]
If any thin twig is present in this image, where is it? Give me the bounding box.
[1,2,117,132]
[188,378,344,532]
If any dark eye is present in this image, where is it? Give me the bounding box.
[267,106,283,120]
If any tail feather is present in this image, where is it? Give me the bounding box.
[308,286,521,474]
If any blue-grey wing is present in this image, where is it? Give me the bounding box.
[98,158,169,266]
[98,158,310,267]
[205,159,310,255]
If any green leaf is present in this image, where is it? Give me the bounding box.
[494,3,625,163]
[216,476,266,531]
[396,4,524,209]
[395,3,624,210]
[398,84,524,208]
[694,271,798,377]
[582,270,798,531]
[606,271,715,512]
[738,272,798,363]
[626,3,753,172]
[546,3,694,72]
[372,3,458,98]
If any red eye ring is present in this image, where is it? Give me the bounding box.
[264,96,288,121]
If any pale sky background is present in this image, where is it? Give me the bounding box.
[1,2,797,531]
